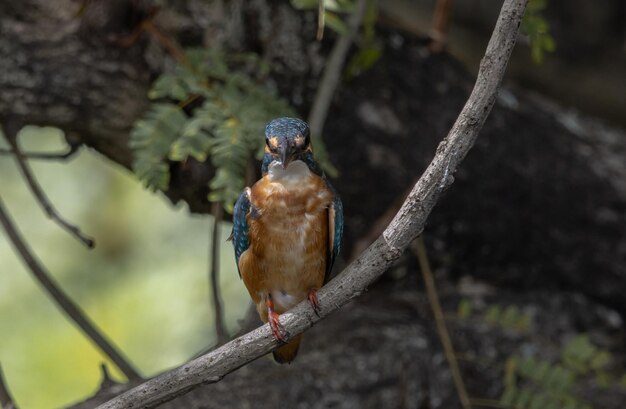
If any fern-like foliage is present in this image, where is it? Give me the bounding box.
[502,354,589,409]
[130,104,188,191]
[131,48,337,211]
[457,298,531,333]
[131,49,299,212]
[501,331,621,408]
[457,299,624,408]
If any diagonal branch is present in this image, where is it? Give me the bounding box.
[1,124,94,248]
[0,363,17,409]
[0,197,142,381]
[97,0,528,407]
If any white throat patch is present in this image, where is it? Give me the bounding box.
[268,160,311,184]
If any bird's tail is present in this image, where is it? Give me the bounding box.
[272,334,302,364]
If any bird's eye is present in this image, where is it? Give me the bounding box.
[266,136,279,152]
[294,133,308,149]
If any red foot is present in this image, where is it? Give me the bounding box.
[266,296,288,343]
[308,289,321,316]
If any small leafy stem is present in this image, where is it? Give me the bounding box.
[130,49,303,212]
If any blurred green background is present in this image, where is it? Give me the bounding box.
[0,126,249,409]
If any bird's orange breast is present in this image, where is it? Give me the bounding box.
[238,161,333,316]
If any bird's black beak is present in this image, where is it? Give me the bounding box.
[280,143,291,169]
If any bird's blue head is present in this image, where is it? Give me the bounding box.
[263,117,312,171]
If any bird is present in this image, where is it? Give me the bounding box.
[231,117,343,364]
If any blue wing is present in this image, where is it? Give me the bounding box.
[325,180,344,283]
[231,189,251,278]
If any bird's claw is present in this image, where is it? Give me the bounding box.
[308,289,321,317]
[268,309,288,343]
[266,295,288,343]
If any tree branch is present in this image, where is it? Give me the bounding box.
[1,124,94,248]
[0,196,142,381]
[0,364,17,409]
[209,202,228,346]
[97,0,528,407]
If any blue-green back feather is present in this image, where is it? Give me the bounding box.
[232,190,251,277]
[325,178,343,282]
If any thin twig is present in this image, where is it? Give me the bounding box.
[142,19,187,65]
[209,202,228,346]
[412,237,471,409]
[1,124,94,248]
[316,0,325,41]
[307,0,368,137]
[109,6,186,65]
[430,0,454,53]
[97,1,528,407]
[0,196,142,381]
[0,364,17,409]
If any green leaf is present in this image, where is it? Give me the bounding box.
[514,386,533,408]
[345,44,382,79]
[529,393,548,409]
[500,385,518,406]
[501,305,522,329]
[168,117,216,162]
[530,359,550,384]
[544,365,574,392]
[324,11,348,34]
[519,356,538,379]
[589,350,610,370]
[130,103,187,190]
[132,160,170,192]
[485,304,502,324]
[148,74,189,101]
[521,0,555,64]
[185,48,229,80]
[562,334,597,371]
[457,298,473,319]
[595,371,612,389]
[561,397,579,409]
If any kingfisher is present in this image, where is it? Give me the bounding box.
[231,117,343,363]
